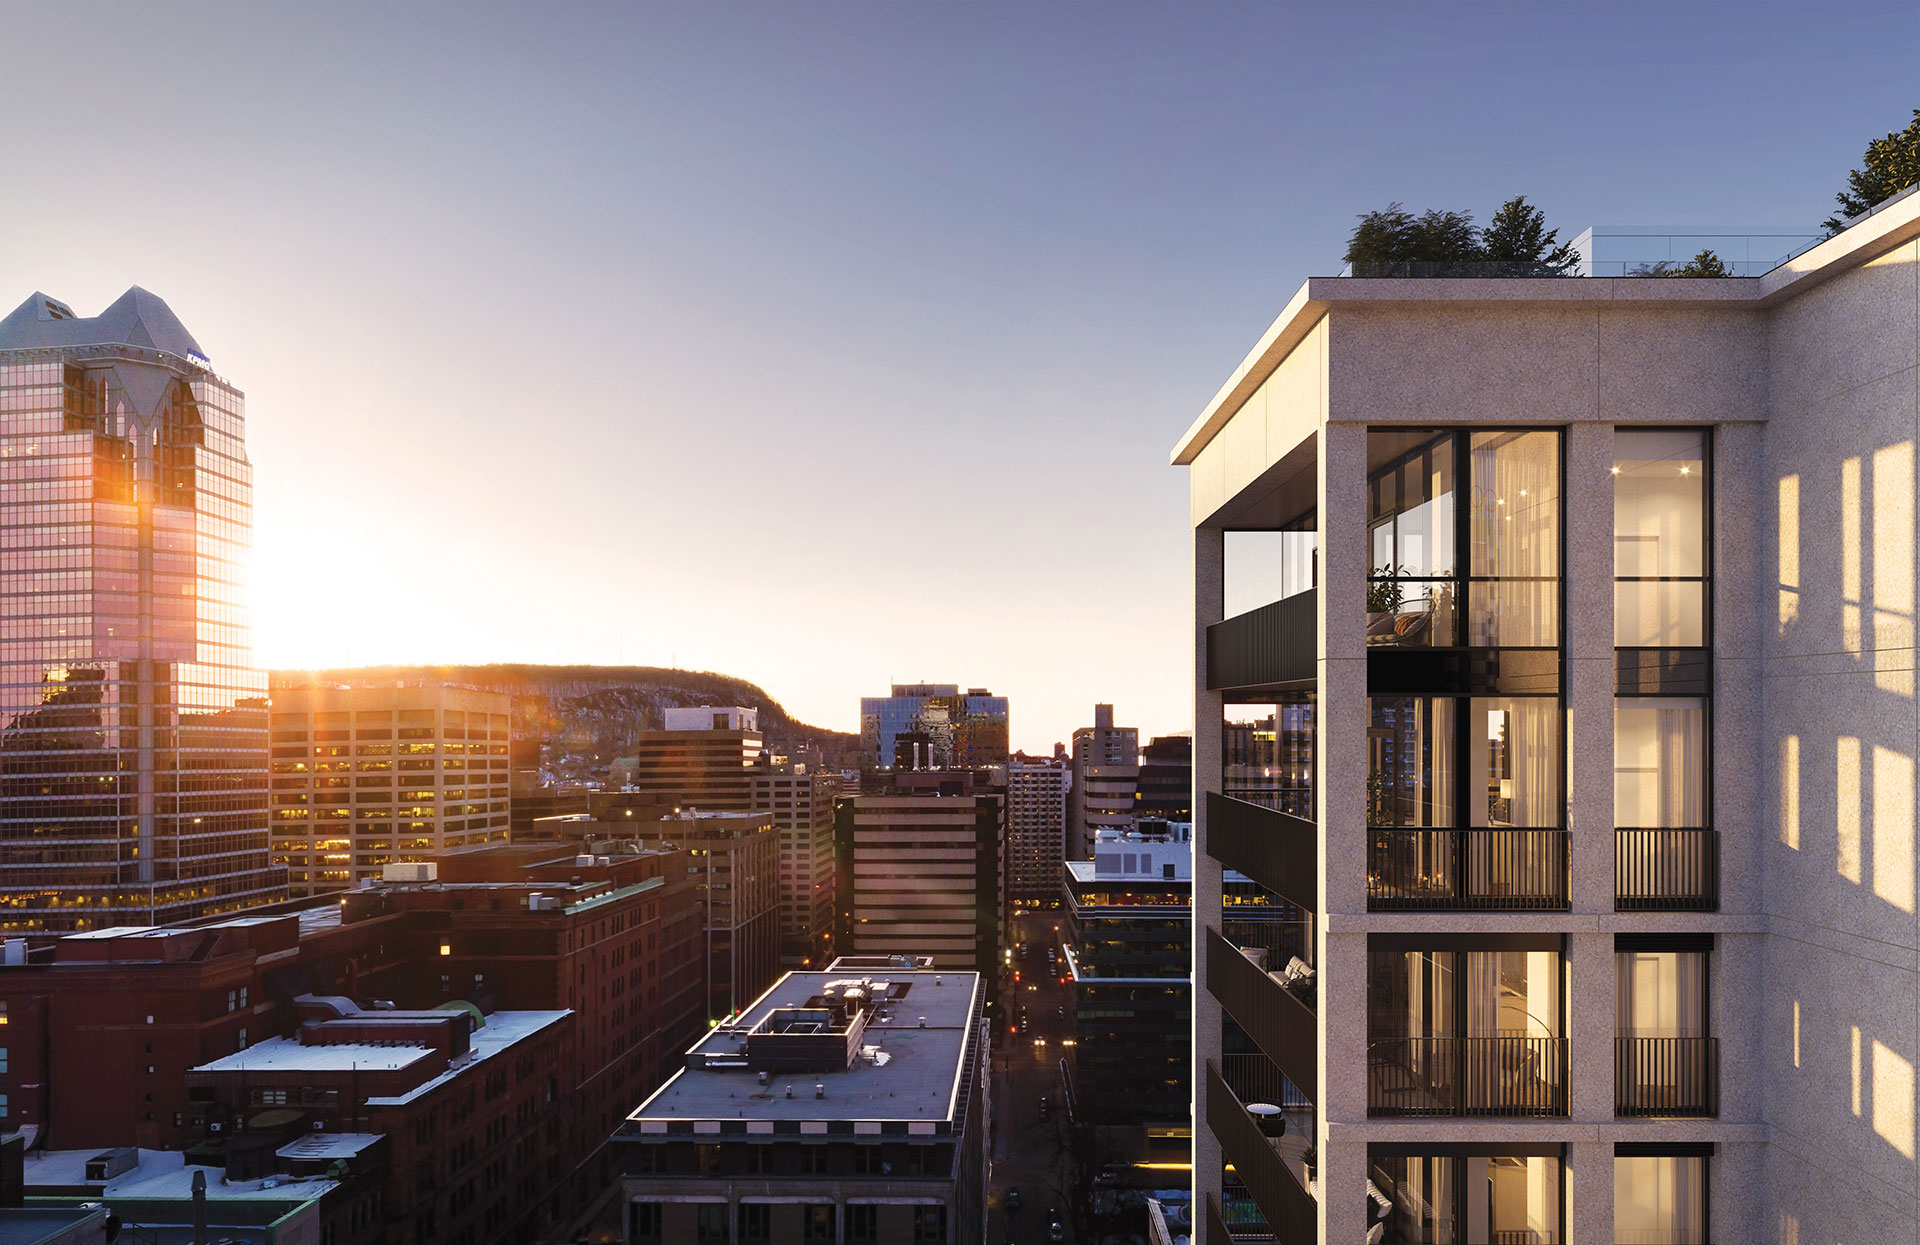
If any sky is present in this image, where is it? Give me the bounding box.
[0,3,1913,751]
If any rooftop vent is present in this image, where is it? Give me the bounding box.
[814,1083,825,1099]
[918,1017,927,1028]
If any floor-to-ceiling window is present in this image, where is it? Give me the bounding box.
[1367,937,1568,1117]
[1614,1145,1709,1244]
[1369,1146,1566,1243]
[1614,429,1714,910]
[1367,430,1567,910]
[1615,935,1717,1116]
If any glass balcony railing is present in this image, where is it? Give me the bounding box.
[1338,226,1826,280]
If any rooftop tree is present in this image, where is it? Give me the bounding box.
[1824,108,1920,236]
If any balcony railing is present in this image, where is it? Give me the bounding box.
[1367,1036,1569,1117]
[1368,828,1570,910]
[1206,1059,1315,1244]
[1208,590,1316,690]
[1615,1036,1719,1117]
[1615,828,1719,911]
[1205,925,1317,1095]
[1221,1052,1312,1112]
[1208,793,1317,911]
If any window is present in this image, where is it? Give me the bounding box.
[1367,429,1561,649]
[743,1145,774,1174]
[696,1144,721,1176]
[1616,938,1716,1116]
[1223,696,1315,817]
[1615,1147,1708,1243]
[695,1203,728,1243]
[1222,526,1318,619]
[0,1047,7,1074]
[798,1145,828,1174]
[912,1205,946,1242]
[1367,940,1567,1117]
[1370,1148,1563,1243]
[0,1093,8,1118]
[802,1204,835,1242]
[1614,700,1706,827]
[844,1204,879,1245]
[1615,429,1707,647]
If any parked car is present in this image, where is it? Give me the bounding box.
[1038,1095,1050,1119]
[1049,1214,1066,1241]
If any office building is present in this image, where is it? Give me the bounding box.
[1136,734,1194,822]
[548,809,780,1021]
[859,684,1009,772]
[625,708,839,968]
[267,682,512,894]
[834,780,1003,976]
[614,965,986,1245]
[0,288,285,931]
[752,765,840,967]
[1064,835,1193,1169]
[1069,704,1140,859]
[1177,208,1920,1243]
[508,780,591,836]
[1007,759,1070,906]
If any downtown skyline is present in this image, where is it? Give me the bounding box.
[1,3,1914,751]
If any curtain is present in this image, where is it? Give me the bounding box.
[1615,699,1705,827]
[1469,432,1560,647]
[1616,951,1706,1037]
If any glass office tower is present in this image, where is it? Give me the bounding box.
[0,288,285,931]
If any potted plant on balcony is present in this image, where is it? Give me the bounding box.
[1302,1144,1318,1190]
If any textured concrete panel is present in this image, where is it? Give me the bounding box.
[1329,304,1600,425]
[1768,239,1919,419]
[1596,306,1767,425]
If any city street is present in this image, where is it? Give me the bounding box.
[987,909,1078,1245]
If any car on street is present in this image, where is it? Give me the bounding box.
[1049,1214,1065,1241]
[1038,1095,1050,1119]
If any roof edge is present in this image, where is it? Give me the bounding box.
[1170,189,1920,467]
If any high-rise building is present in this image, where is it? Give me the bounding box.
[266,682,512,894]
[1069,704,1140,859]
[624,707,838,968]
[1136,733,1194,822]
[859,684,1009,772]
[834,778,1003,976]
[0,288,285,932]
[1177,211,1920,1244]
[1006,758,1069,906]
[1064,834,1192,1168]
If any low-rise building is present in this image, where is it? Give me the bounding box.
[614,965,986,1245]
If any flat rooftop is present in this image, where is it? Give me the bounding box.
[23,1146,332,1202]
[192,1009,569,1105]
[628,969,979,1129]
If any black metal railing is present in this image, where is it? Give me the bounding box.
[1208,793,1317,911]
[1208,590,1316,690]
[1211,1190,1276,1242]
[1367,1036,1569,1117]
[1615,829,1719,911]
[1206,925,1317,1095]
[1207,1060,1315,1242]
[1367,828,1570,910]
[1221,1052,1312,1112]
[1615,1036,1719,1117]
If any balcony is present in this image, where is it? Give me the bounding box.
[1205,925,1316,1095]
[1615,828,1719,911]
[1208,590,1317,691]
[1208,793,1317,911]
[1367,1036,1569,1117]
[1615,1036,1719,1117]
[1207,1059,1315,1245]
[1367,828,1570,911]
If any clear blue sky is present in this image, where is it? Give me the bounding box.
[1,3,1910,749]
